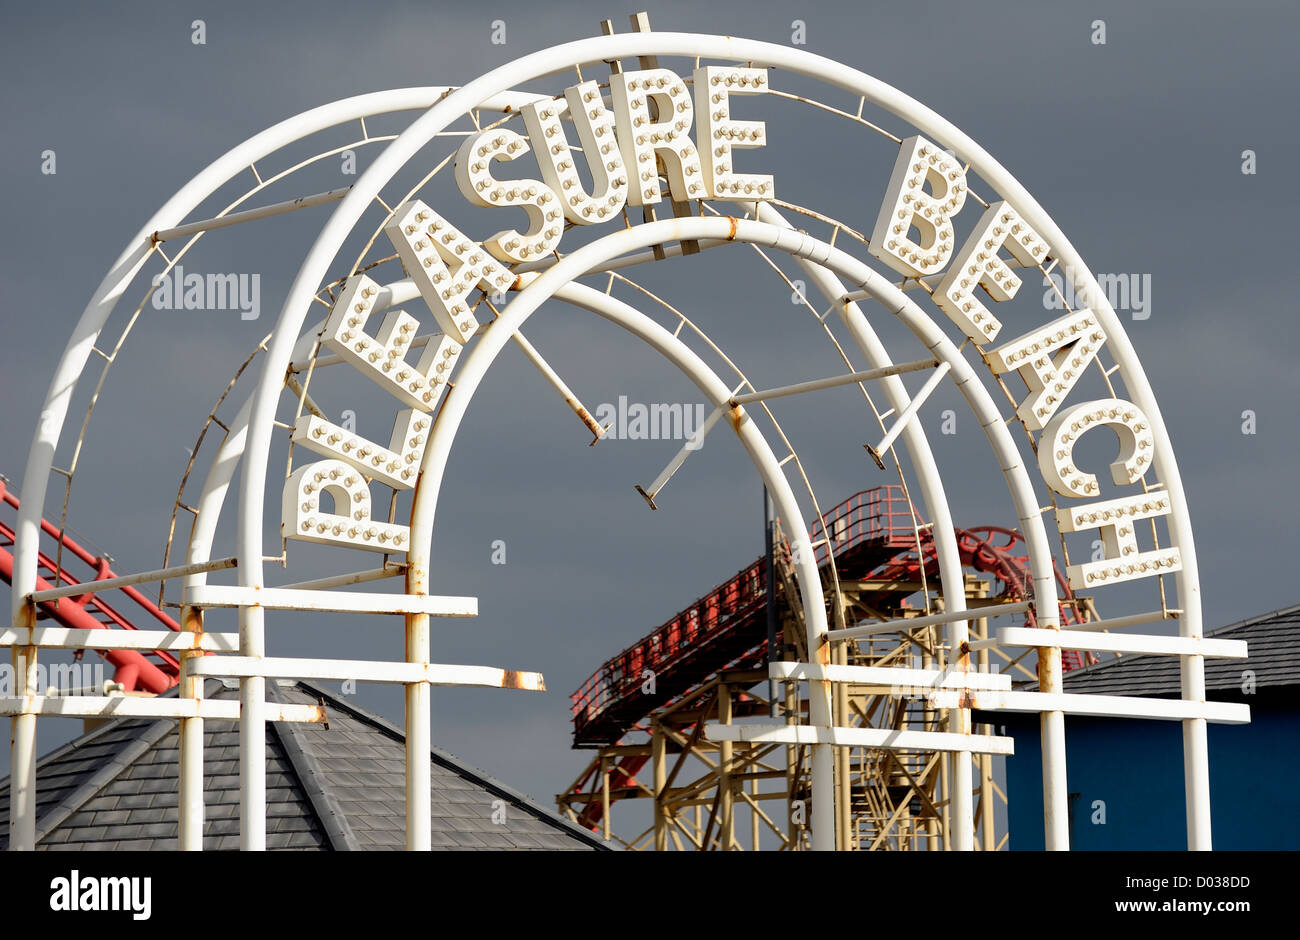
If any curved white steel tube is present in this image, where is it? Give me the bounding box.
[405,216,1063,852]
[754,202,977,848]
[6,87,445,853]
[8,86,548,852]
[180,284,833,848]
[236,33,1198,846]
[19,32,1205,853]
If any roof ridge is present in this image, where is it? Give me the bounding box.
[290,679,609,849]
[268,683,361,851]
[1206,603,1300,637]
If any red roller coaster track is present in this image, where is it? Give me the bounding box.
[0,477,180,694]
[567,485,1090,828]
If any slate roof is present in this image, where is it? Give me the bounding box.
[0,679,606,851]
[1044,604,1300,697]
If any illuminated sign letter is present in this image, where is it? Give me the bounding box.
[1056,492,1182,589]
[282,459,409,552]
[869,136,967,278]
[384,199,514,344]
[934,201,1049,341]
[321,273,463,411]
[692,66,773,200]
[291,409,431,491]
[988,309,1107,430]
[1038,398,1155,498]
[521,81,628,224]
[610,68,705,206]
[454,130,563,264]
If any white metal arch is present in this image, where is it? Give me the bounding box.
[174,282,835,849]
[404,215,1066,851]
[6,87,550,851]
[10,31,1210,854]
[229,33,1204,854]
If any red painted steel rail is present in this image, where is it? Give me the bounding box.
[0,478,180,694]
[566,486,1091,829]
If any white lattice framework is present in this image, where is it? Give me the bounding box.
[6,27,1247,852]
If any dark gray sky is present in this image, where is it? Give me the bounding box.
[2,0,1297,811]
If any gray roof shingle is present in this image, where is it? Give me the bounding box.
[0,678,606,851]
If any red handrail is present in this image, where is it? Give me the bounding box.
[0,478,181,693]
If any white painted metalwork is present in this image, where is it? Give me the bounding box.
[8,28,1232,856]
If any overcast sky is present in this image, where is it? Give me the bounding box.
[2,0,1297,815]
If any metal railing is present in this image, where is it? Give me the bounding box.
[571,485,913,729]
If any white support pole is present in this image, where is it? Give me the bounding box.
[508,330,609,444]
[756,203,980,852]
[8,632,37,851]
[404,511,433,852]
[830,601,1033,641]
[238,603,266,851]
[177,604,204,851]
[405,615,431,851]
[275,564,406,592]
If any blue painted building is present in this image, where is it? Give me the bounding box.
[991,605,1299,850]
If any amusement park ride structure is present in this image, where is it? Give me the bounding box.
[3,16,1250,852]
[558,484,1099,850]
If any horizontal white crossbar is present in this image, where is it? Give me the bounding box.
[187,656,544,690]
[729,358,938,406]
[184,584,477,617]
[927,690,1250,724]
[0,627,238,652]
[769,661,1012,691]
[970,627,1247,659]
[703,722,1014,755]
[829,601,1033,641]
[0,696,325,722]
